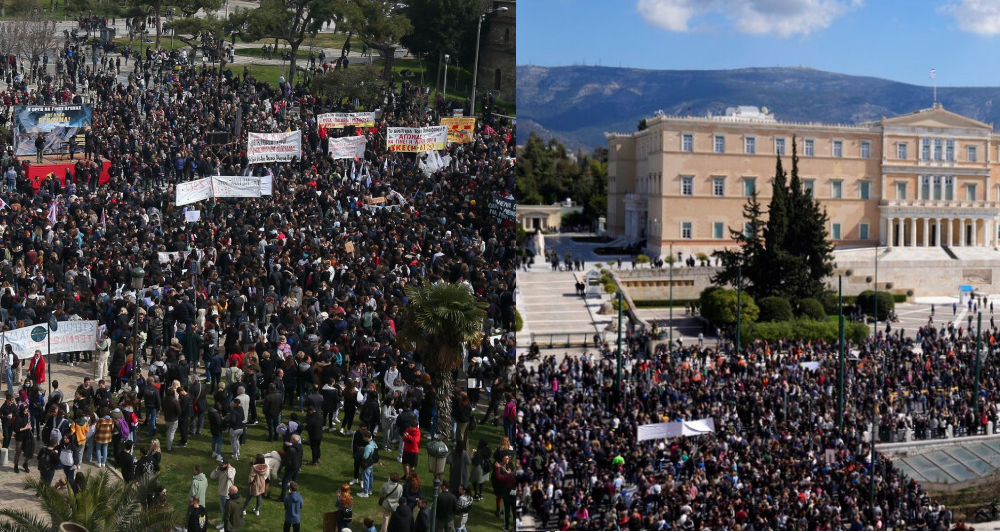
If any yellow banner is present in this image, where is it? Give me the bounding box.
[441,117,476,143]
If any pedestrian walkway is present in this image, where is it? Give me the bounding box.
[517,262,601,349]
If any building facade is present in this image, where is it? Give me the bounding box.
[607,103,1000,259]
[477,0,515,102]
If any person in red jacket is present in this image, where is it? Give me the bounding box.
[27,350,44,385]
[401,419,420,479]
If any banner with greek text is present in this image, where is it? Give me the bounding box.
[387,126,448,152]
[175,178,213,206]
[247,131,302,163]
[4,320,98,359]
[317,112,376,129]
[13,105,93,156]
[488,195,516,223]
[212,176,262,198]
[328,135,367,159]
[260,173,273,195]
[441,117,475,143]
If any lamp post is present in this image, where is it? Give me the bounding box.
[130,266,145,391]
[735,266,742,355]
[838,271,850,431]
[470,6,508,116]
[443,54,450,103]
[976,311,982,423]
[616,290,623,400]
[427,438,449,532]
[668,241,673,354]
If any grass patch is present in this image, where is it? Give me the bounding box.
[149,401,504,532]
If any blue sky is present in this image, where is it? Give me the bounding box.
[518,0,1000,87]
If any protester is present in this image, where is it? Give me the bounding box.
[283,481,303,532]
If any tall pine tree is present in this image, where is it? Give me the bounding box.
[784,136,834,299]
[711,190,766,297]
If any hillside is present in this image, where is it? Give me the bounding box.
[516,65,1000,150]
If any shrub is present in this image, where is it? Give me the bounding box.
[749,319,869,344]
[635,254,651,265]
[798,298,826,321]
[515,309,523,332]
[700,287,758,327]
[856,290,895,320]
[758,296,793,322]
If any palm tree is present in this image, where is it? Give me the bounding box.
[401,281,487,441]
[0,470,174,532]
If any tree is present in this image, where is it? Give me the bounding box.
[0,470,174,532]
[235,0,335,83]
[165,13,228,53]
[340,0,413,78]
[310,65,388,109]
[400,0,479,90]
[711,190,766,296]
[399,282,487,441]
[784,137,834,299]
[699,287,758,329]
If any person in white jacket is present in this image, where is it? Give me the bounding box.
[94,333,111,381]
[210,458,236,530]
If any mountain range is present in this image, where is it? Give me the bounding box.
[516,65,1000,150]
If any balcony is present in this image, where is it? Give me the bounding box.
[880,199,1000,209]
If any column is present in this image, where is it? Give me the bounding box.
[898,218,905,247]
[972,219,979,247]
[886,217,893,248]
[957,218,964,247]
[937,218,942,247]
[923,218,930,247]
[910,217,917,248]
[949,218,955,247]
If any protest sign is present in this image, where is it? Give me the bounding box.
[387,126,447,152]
[328,136,367,159]
[4,320,98,359]
[247,131,302,163]
[488,195,516,223]
[317,112,375,129]
[441,117,475,143]
[212,176,262,198]
[175,177,213,206]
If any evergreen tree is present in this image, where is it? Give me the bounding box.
[784,136,834,299]
[712,190,766,297]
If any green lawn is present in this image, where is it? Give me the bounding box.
[146,403,505,532]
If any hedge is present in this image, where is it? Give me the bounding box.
[748,319,870,344]
[856,290,895,320]
[798,298,826,321]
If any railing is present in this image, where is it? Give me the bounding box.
[529,332,600,349]
[880,199,1000,209]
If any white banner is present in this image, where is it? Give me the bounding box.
[318,112,375,129]
[247,131,302,164]
[175,178,213,206]
[328,136,367,159]
[185,210,201,222]
[387,126,448,152]
[212,176,262,198]
[4,320,98,359]
[637,419,716,441]
[260,173,273,196]
[158,249,204,264]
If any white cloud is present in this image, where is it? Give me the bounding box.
[941,0,1000,35]
[636,0,861,37]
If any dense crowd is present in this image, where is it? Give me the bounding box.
[0,29,517,532]
[515,321,1000,530]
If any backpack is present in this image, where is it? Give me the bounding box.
[117,417,131,439]
[361,444,380,469]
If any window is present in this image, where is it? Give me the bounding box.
[833,140,843,158]
[934,138,943,161]
[713,222,724,239]
[922,138,930,160]
[803,179,815,196]
[897,143,908,160]
[932,176,942,200]
[860,181,871,199]
[743,222,753,238]
[921,176,931,200]
[775,138,786,155]
[946,139,954,161]
[682,134,693,152]
[859,222,870,240]
[832,223,842,240]
[831,180,843,199]
[681,176,693,196]
[744,136,756,154]
[804,139,815,156]
[968,146,978,162]
[714,135,725,153]
[744,177,756,197]
[968,184,977,201]
[713,177,725,197]
[945,176,954,200]
[896,182,907,200]
[861,141,871,159]
[681,222,693,239]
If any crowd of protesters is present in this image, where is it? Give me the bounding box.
[0,27,517,532]
[514,318,1000,530]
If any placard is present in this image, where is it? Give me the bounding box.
[328,135,367,159]
[185,210,201,222]
[175,177,213,206]
[12,105,93,156]
[387,126,448,152]
[212,176,262,198]
[441,117,475,143]
[317,112,376,129]
[488,195,516,223]
[4,320,98,359]
[247,131,302,163]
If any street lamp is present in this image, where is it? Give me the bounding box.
[130,266,145,391]
[427,437,449,532]
[470,6,509,116]
[443,54,450,103]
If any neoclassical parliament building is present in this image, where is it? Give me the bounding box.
[607,103,1000,260]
